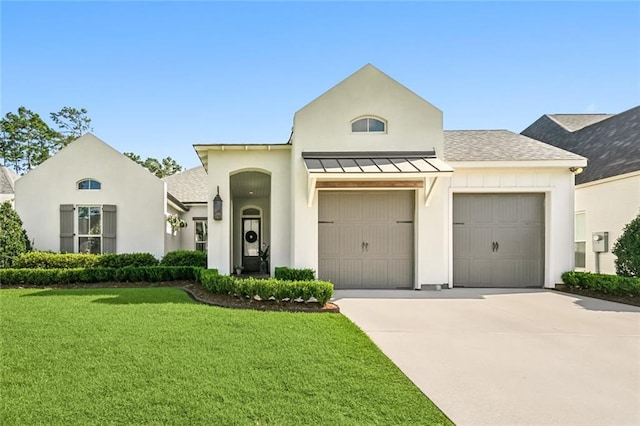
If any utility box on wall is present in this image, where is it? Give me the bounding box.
[592,231,609,253]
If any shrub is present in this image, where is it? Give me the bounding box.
[612,213,640,277]
[161,250,207,268]
[561,271,640,297]
[274,267,315,281]
[0,266,199,285]
[197,269,333,305]
[96,253,159,268]
[13,251,100,269]
[0,201,31,268]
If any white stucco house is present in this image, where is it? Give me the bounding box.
[195,64,586,289]
[13,65,589,289]
[522,106,640,275]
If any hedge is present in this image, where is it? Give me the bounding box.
[12,251,159,269]
[562,271,640,297]
[274,267,315,281]
[0,266,199,286]
[198,269,333,305]
[161,250,207,268]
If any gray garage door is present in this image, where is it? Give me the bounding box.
[453,193,545,288]
[318,191,414,289]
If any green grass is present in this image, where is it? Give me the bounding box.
[0,288,451,425]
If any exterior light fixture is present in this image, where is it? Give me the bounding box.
[213,186,223,221]
[569,167,584,175]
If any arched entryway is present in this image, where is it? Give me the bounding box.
[230,170,271,274]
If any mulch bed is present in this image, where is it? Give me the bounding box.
[1,281,340,313]
[554,286,640,307]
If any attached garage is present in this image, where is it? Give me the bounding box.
[453,193,545,288]
[318,190,414,289]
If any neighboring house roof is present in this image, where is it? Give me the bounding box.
[443,130,585,162]
[0,166,19,195]
[547,114,614,132]
[521,106,640,184]
[164,166,208,203]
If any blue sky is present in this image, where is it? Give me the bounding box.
[2,1,639,169]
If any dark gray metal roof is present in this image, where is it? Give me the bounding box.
[522,106,640,184]
[302,151,452,173]
[0,167,19,195]
[163,166,208,203]
[443,130,585,162]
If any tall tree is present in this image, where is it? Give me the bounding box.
[50,107,93,146]
[124,152,183,178]
[0,107,61,174]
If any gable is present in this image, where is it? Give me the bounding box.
[293,64,444,155]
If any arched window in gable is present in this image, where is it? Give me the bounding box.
[77,179,101,190]
[351,117,386,133]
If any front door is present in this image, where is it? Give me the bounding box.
[242,218,261,272]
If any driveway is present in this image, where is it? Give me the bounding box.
[333,289,640,426]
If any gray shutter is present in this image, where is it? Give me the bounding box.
[60,204,75,253]
[102,205,117,254]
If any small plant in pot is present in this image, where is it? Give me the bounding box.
[234,265,243,276]
[259,244,270,274]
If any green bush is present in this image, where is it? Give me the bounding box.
[274,267,315,281]
[561,271,640,297]
[0,201,31,268]
[12,251,159,269]
[0,266,199,285]
[13,251,100,269]
[198,269,333,305]
[97,253,159,268]
[612,213,640,277]
[161,250,207,268]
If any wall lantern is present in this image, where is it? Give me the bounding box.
[213,186,223,221]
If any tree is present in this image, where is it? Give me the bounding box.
[0,107,61,174]
[612,212,640,277]
[50,107,93,146]
[0,201,31,268]
[124,152,183,178]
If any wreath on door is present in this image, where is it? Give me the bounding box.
[245,230,258,243]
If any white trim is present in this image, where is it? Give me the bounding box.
[576,170,640,188]
[424,177,439,206]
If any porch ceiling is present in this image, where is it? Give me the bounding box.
[230,171,271,198]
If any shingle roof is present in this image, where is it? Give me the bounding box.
[0,167,19,195]
[522,106,640,184]
[443,130,585,162]
[163,166,208,203]
[547,114,614,132]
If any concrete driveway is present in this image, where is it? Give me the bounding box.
[333,289,640,426]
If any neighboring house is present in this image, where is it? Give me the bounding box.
[522,106,640,275]
[14,134,187,259]
[0,166,19,204]
[195,64,586,289]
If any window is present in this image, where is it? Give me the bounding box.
[194,219,207,252]
[78,206,102,254]
[351,117,386,133]
[78,179,101,190]
[575,212,586,268]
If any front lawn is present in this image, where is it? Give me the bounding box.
[0,288,451,425]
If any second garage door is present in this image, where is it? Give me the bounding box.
[453,193,545,288]
[318,191,414,289]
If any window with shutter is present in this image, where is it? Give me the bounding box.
[60,204,75,253]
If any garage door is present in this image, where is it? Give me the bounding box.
[318,191,414,289]
[453,193,545,288]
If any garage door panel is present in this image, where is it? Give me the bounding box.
[520,227,544,258]
[363,259,389,288]
[388,224,413,256]
[318,258,339,286]
[339,225,363,256]
[340,258,363,288]
[519,194,545,224]
[389,191,414,221]
[493,227,522,258]
[493,195,519,223]
[364,226,389,255]
[363,193,389,222]
[319,193,340,222]
[318,224,340,256]
[387,259,412,288]
[339,193,363,222]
